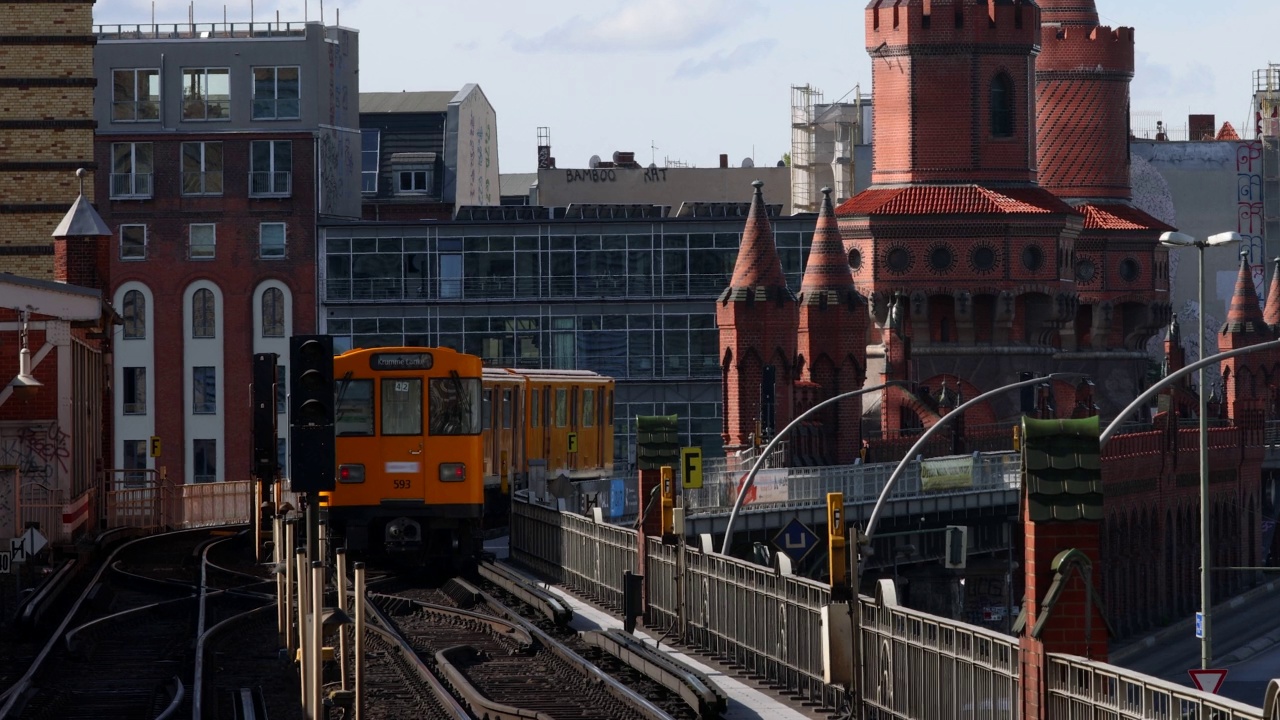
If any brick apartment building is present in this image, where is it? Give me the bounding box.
[93,19,360,484]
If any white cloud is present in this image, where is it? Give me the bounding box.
[509,0,764,53]
[673,38,776,79]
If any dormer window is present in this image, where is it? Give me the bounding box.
[392,152,436,196]
[991,73,1014,138]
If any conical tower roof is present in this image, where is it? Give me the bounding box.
[726,180,789,293]
[1222,251,1267,334]
[1266,258,1280,327]
[1039,0,1100,27]
[798,188,854,300]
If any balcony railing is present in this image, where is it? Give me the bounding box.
[183,171,224,196]
[249,171,291,197]
[110,173,153,199]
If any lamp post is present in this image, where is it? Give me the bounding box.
[720,381,900,554]
[1158,229,1240,670]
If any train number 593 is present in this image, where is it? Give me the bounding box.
[393,479,411,490]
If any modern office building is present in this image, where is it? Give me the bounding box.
[94,19,360,484]
[319,194,812,462]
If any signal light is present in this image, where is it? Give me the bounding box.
[439,463,466,482]
[338,464,365,483]
[289,335,335,492]
[251,352,278,482]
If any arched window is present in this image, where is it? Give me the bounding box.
[261,287,285,337]
[192,288,215,338]
[991,73,1014,137]
[122,289,145,339]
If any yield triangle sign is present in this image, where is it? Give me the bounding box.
[1188,668,1227,694]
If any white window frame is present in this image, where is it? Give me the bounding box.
[192,366,217,414]
[110,142,153,198]
[259,222,286,259]
[181,67,230,121]
[252,65,300,120]
[123,366,147,415]
[361,129,380,193]
[181,141,224,196]
[192,438,217,483]
[189,223,216,260]
[397,167,433,195]
[111,68,160,122]
[120,224,147,260]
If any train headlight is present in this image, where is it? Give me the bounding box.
[338,464,365,483]
[439,463,466,482]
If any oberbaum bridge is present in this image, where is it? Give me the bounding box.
[9,2,1280,720]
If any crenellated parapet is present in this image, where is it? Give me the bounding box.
[1038,25,1134,76]
[865,0,1040,50]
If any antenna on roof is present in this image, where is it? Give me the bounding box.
[589,155,601,169]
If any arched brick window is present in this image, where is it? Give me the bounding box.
[192,288,216,338]
[261,287,285,337]
[122,289,145,339]
[991,73,1014,137]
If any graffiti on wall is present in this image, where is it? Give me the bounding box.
[1238,140,1266,297]
[0,424,69,487]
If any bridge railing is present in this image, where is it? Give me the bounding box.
[858,590,1020,719]
[509,496,638,610]
[684,452,1022,515]
[1045,655,1265,720]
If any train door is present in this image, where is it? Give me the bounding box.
[595,386,605,470]
[570,385,579,472]
[500,386,513,493]
[378,375,428,499]
[512,385,524,491]
[482,388,493,479]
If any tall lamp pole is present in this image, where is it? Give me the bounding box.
[1158,229,1241,670]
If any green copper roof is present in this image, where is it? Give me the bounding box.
[1021,416,1103,522]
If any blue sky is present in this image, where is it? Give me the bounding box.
[98,0,1280,174]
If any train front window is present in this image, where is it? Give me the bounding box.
[429,376,482,435]
[381,378,422,436]
[335,378,374,436]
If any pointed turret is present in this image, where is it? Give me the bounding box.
[1264,257,1280,328]
[716,181,798,456]
[722,180,792,299]
[1222,251,1266,336]
[796,188,867,465]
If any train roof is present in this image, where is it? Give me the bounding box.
[483,367,613,382]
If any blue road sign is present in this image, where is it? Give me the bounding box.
[773,517,820,565]
[1195,612,1204,639]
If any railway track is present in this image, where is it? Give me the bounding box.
[0,526,277,719]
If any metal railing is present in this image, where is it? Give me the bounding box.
[249,171,291,197]
[110,172,153,198]
[95,22,310,40]
[510,493,1273,719]
[1045,655,1265,719]
[683,452,1022,516]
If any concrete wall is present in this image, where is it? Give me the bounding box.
[532,166,792,214]
[1131,139,1265,370]
[444,84,499,206]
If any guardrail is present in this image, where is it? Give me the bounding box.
[510,493,1269,719]
[683,452,1022,516]
[1045,655,1265,720]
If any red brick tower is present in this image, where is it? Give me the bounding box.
[1265,257,1280,328]
[1037,0,1173,360]
[717,180,798,454]
[796,188,867,465]
[838,0,1085,429]
[1219,252,1272,440]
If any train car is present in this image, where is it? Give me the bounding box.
[321,346,484,565]
[480,368,615,503]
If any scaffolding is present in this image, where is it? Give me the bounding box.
[791,84,863,213]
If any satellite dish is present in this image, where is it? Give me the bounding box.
[588,155,601,168]
[776,160,786,167]
[742,157,754,168]
[649,163,658,169]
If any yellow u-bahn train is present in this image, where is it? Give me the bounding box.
[320,346,614,564]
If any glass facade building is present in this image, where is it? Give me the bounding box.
[319,206,818,464]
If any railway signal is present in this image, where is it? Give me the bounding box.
[252,352,279,482]
[289,335,335,492]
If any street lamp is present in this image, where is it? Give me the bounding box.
[720,381,902,554]
[1158,229,1241,670]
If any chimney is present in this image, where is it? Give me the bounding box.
[51,169,112,292]
[720,153,729,169]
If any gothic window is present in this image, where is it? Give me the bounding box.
[991,73,1014,138]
